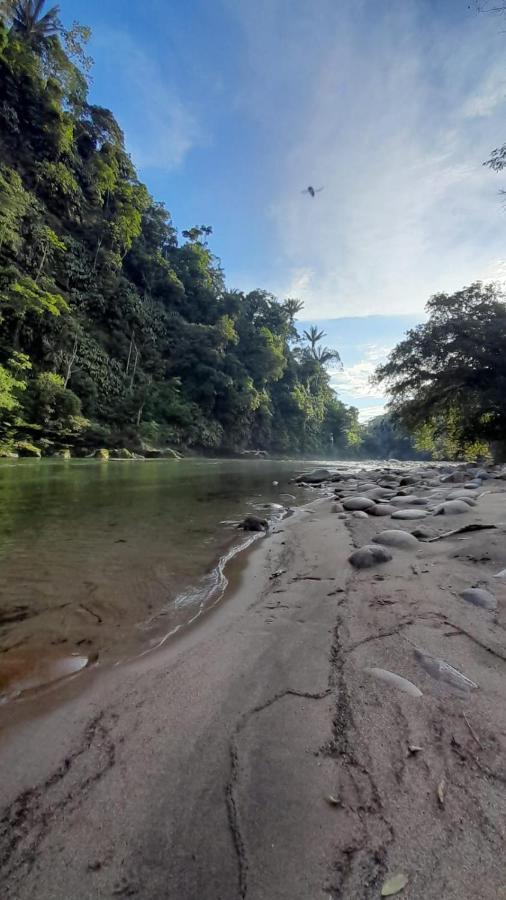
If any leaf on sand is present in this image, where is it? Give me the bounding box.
[381,873,409,896]
[407,744,423,755]
[325,794,341,807]
[437,777,445,806]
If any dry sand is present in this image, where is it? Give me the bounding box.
[1,464,506,899]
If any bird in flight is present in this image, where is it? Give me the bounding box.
[302,186,324,197]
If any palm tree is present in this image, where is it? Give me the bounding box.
[11,0,60,44]
[303,325,326,353]
[314,345,342,367]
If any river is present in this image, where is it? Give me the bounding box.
[0,456,328,702]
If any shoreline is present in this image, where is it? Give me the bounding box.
[1,463,506,898]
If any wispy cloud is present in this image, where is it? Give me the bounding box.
[229,0,506,318]
[92,30,201,171]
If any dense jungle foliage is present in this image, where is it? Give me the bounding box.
[0,2,366,457]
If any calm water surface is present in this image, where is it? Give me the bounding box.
[0,457,324,699]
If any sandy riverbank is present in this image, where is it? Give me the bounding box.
[1,463,506,899]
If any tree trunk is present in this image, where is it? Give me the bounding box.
[63,336,79,389]
[35,242,48,284]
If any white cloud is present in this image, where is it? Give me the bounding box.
[358,404,387,423]
[93,30,201,170]
[229,0,506,318]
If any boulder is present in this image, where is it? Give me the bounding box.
[16,442,41,458]
[110,448,133,459]
[373,530,419,550]
[352,510,369,518]
[440,471,470,484]
[349,545,393,569]
[342,497,375,511]
[0,449,19,459]
[239,515,269,532]
[94,448,109,461]
[434,500,470,515]
[391,509,428,520]
[295,468,334,484]
[461,588,496,610]
[368,503,396,517]
[161,448,182,459]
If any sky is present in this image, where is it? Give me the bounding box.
[63,0,506,419]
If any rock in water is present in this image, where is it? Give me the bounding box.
[239,515,269,532]
[461,588,496,610]
[434,500,470,515]
[343,497,375,511]
[349,545,393,569]
[373,530,419,550]
[391,509,428,520]
[365,667,423,697]
[295,468,333,484]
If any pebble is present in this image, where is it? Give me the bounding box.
[349,545,393,569]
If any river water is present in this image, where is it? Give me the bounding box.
[0,457,325,702]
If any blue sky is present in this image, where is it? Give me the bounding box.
[63,0,506,418]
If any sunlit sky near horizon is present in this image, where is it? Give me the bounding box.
[64,0,506,419]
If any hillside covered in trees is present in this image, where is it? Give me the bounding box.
[0,1,365,458]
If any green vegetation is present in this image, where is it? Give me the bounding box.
[376,283,504,461]
[0,2,361,457]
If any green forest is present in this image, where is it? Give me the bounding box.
[0,1,373,459]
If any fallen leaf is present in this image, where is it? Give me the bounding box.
[381,873,409,896]
[269,569,286,579]
[407,744,423,755]
[437,778,445,806]
[325,794,341,807]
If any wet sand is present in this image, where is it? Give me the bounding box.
[1,464,506,898]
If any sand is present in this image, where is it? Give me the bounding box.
[1,463,506,899]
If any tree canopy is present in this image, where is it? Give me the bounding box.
[375,282,506,458]
[0,2,360,457]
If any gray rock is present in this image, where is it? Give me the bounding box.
[368,503,396,516]
[365,667,423,697]
[331,502,344,513]
[239,515,269,532]
[342,496,375,511]
[352,510,369,518]
[434,500,470,515]
[391,509,429,520]
[461,588,496,610]
[373,530,419,550]
[349,545,393,569]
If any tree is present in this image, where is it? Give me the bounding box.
[375,282,506,457]
[11,1,60,45]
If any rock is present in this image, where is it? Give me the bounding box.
[94,448,109,460]
[54,448,71,459]
[373,530,419,550]
[349,545,393,569]
[342,497,375,511]
[110,448,133,459]
[161,448,182,459]
[239,515,269,532]
[331,502,344,513]
[0,449,19,458]
[440,471,470,484]
[367,488,395,501]
[461,588,496,610]
[411,527,434,540]
[391,509,428,520]
[368,504,396,517]
[434,500,470,515]
[390,495,428,507]
[337,513,347,519]
[16,442,41,458]
[366,667,423,697]
[143,449,162,458]
[352,510,369,518]
[295,467,334,484]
